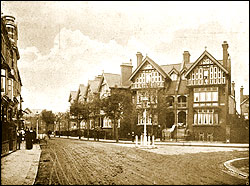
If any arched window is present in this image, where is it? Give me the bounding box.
[166,96,174,106]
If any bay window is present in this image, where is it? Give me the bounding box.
[194,109,219,125]
[193,87,218,107]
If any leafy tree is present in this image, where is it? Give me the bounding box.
[70,100,90,139]
[135,82,169,139]
[88,94,102,141]
[41,110,56,133]
[101,88,134,142]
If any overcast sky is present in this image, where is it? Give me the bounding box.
[1,1,249,113]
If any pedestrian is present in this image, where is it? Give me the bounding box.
[17,130,22,150]
[96,127,100,141]
[131,131,135,142]
[33,128,37,143]
[47,130,51,139]
[30,128,36,144]
[25,128,33,150]
[21,128,25,142]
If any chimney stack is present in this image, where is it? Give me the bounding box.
[136,52,143,67]
[240,86,244,104]
[183,51,190,64]
[222,41,229,69]
[231,81,235,97]
[120,59,133,86]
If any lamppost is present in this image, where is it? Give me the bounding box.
[36,111,39,140]
[142,97,148,146]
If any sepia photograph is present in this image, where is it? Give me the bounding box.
[1,1,249,185]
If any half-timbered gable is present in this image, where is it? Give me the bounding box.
[76,84,87,103]
[98,73,121,98]
[185,50,229,86]
[130,56,170,89]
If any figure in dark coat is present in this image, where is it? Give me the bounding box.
[25,128,33,150]
[17,130,22,150]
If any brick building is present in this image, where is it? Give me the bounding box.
[129,41,235,142]
[1,14,23,156]
[68,41,243,142]
[240,86,249,121]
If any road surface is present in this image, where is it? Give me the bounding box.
[35,138,249,185]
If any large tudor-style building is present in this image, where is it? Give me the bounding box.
[129,41,234,142]
[67,41,243,142]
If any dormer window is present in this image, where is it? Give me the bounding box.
[171,72,178,81]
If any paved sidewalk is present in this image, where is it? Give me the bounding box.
[55,135,249,148]
[1,142,41,185]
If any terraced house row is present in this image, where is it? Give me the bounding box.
[67,41,248,143]
[1,14,23,156]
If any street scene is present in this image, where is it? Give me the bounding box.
[1,1,249,185]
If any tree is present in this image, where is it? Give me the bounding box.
[41,110,56,133]
[135,82,169,139]
[88,94,101,141]
[101,88,134,142]
[70,100,89,139]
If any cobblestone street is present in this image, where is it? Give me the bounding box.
[35,138,249,185]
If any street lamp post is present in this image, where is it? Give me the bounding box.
[36,112,39,141]
[143,108,147,146]
[142,97,148,146]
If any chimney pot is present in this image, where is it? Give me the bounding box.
[183,51,190,64]
[120,61,133,86]
[240,85,244,104]
[136,52,143,67]
[231,81,235,97]
[222,41,229,68]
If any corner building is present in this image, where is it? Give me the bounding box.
[129,41,234,142]
[1,14,22,155]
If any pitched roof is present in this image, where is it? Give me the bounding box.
[68,91,77,102]
[23,108,43,116]
[129,56,171,81]
[88,79,100,93]
[161,63,181,75]
[185,50,229,77]
[77,84,87,101]
[79,84,87,94]
[103,73,121,88]
[241,95,249,105]
[165,81,177,95]
[178,80,189,95]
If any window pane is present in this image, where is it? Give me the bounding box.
[194,113,197,124]
[214,113,218,124]
[198,113,201,124]
[200,92,205,102]
[206,92,211,102]
[212,92,218,101]
[194,93,199,102]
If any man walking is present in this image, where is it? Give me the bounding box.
[17,130,22,150]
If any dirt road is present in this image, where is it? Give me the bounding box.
[34,138,249,185]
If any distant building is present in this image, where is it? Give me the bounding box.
[240,86,249,121]
[22,108,46,134]
[68,91,78,131]
[1,14,22,156]
[76,84,88,130]
[85,77,102,130]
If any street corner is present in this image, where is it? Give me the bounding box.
[224,157,249,180]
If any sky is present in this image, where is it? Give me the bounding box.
[1,1,249,113]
